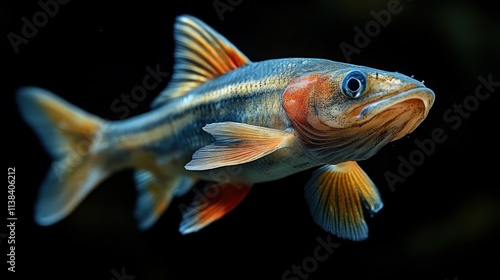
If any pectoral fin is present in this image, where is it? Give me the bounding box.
[185,122,294,171]
[304,161,383,241]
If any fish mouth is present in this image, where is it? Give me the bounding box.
[356,86,435,140]
[357,86,435,120]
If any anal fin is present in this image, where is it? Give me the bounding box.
[135,170,194,230]
[179,181,251,234]
[305,161,383,241]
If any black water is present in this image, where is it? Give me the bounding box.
[3,0,499,279]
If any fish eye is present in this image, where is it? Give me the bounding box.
[341,71,367,99]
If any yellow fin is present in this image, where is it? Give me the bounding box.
[185,122,293,171]
[304,161,383,241]
[152,15,251,108]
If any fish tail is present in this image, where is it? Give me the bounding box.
[16,87,110,226]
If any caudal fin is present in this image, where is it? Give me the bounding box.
[17,87,109,226]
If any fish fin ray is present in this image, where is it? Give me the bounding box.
[16,87,103,159]
[152,15,251,108]
[185,122,293,171]
[134,170,195,230]
[304,161,383,241]
[179,182,251,234]
[16,87,109,226]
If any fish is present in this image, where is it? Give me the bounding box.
[16,14,435,241]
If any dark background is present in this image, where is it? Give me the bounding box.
[2,0,499,279]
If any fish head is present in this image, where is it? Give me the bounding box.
[282,66,435,163]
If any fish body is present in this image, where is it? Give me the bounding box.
[106,58,345,183]
[17,15,435,240]
[106,58,314,180]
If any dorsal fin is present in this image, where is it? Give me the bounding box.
[152,15,251,108]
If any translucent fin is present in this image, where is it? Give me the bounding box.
[179,182,251,234]
[152,15,251,108]
[35,158,108,226]
[304,161,383,241]
[16,87,108,226]
[17,87,103,159]
[134,170,194,230]
[185,122,293,171]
